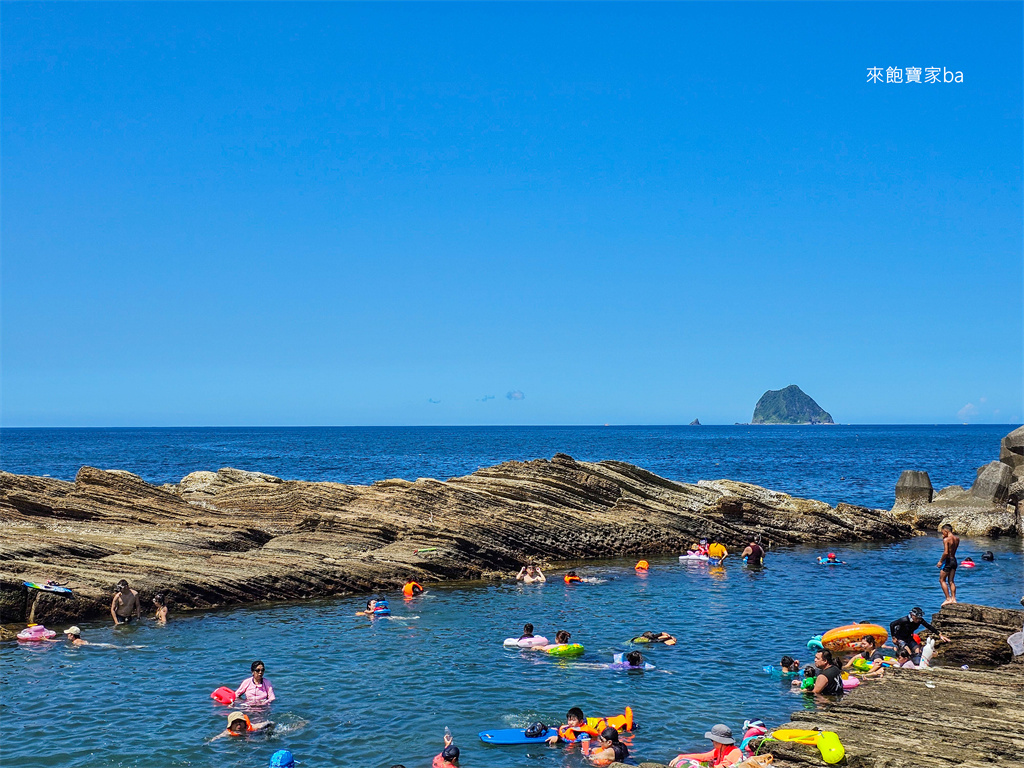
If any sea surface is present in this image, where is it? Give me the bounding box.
[0,424,1017,508]
[2,425,1022,768]
[2,540,1022,768]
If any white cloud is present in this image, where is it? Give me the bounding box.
[506,390,525,401]
[957,402,978,421]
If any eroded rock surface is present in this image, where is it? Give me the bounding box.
[1,455,914,624]
[763,603,1024,768]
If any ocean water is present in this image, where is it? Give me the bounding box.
[2,539,1022,768]
[0,424,1016,508]
[2,425,1022,768]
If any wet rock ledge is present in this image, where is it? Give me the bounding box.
[1,455,912,625]
[762,603,1024,768]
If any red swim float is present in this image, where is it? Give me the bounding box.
[211,686,236,705]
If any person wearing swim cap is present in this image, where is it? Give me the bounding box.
[890,607,948,665]
[235,660,276,704]
[110,579,141,625]
[432,731,459,767]
[817,552,845,564]
[269,750,295,768]
[669,724,743,766]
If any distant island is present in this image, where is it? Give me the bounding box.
[689,418,701,426]
[752,385,835,424]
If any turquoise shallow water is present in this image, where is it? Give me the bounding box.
[3,536,1022,768]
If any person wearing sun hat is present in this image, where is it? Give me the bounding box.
[668,724,743,767]
[63,626,89,646]
[211,711,274,741]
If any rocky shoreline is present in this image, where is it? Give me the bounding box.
[612,603,1024,768]
[1,454,914,627]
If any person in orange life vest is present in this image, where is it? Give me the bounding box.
[432,731,459,767]
[211,711,274,741]
[402,580,424,597]
[564,571,582,584]
[546,707,604,744]
[589,726,629,765]
[669,724,743,767]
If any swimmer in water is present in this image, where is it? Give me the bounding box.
[517,565,546,584]
[537,629,572,651]
[590,726,629,764]
[356,599,378,615]
[152,593,168,623]
[211,711,274,741]
[235,660,276,704]
[519,623,536,640]
[817,552,845,564]
[630,631,677,645]
[623,650,646,668]
[62,626,89,646]
[563,571,582,584]
[110,579,141,625]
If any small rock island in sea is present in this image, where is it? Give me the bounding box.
[752,385,835,424]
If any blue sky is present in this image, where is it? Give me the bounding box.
[2,2,1021,426]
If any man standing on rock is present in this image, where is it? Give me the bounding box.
[937,524,960,605]
[110,579,141,625]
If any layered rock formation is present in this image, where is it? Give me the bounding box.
[761,603,1024,768]
[891,426,1024,536]
[0,455,913,625]
[611,602,1024,768]
[751,385,834,425]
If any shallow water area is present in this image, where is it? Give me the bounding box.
[3,537,1021,768]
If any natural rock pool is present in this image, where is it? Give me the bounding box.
[3,536,1021,768]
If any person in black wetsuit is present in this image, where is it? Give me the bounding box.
[890,607,949,664]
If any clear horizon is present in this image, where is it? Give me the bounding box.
[3,2,1022,428]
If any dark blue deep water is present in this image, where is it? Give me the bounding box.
[2,426,1022,768]
[0,424,1017,508]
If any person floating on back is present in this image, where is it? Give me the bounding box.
[938,524,960,605]
[630,630,677,645]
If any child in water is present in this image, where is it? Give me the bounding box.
[792,665,817,690]
[211,712,274,741]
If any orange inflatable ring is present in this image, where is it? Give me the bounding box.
[821,623,888,653]
[635,560,649,571]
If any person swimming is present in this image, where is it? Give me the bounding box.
[589,726,628,764]
[212,711,274,741]
[564,571,582,584]
[630,631,677,645]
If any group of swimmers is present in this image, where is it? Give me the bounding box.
[776,605,953,702]
[684,537,766,566]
